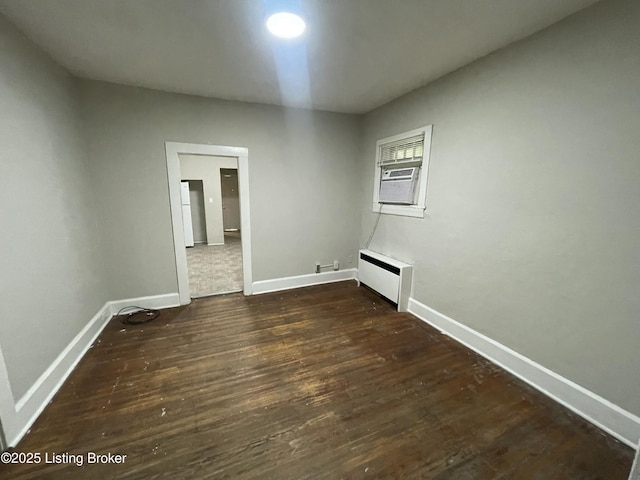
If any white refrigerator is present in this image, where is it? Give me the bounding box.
[181,181,194,247]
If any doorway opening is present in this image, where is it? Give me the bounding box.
[166,142,252,304]
[180,159,242,297]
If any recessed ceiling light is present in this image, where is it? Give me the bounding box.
[266,12,306,39]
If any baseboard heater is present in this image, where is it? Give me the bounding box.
[357,249,413,312]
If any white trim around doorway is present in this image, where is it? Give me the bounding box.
[165,142,253,304]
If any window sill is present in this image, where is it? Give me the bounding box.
[371,203,425,218]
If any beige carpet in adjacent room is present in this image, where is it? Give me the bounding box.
[186,234,242,297]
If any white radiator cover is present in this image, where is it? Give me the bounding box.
[357,249,413,312]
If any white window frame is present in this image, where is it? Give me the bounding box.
[372,125,433,218]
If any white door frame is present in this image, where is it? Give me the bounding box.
[165,142,252,304]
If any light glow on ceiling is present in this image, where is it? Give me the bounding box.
[266,12,306,39]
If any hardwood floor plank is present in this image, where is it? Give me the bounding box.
[0,281,633,479]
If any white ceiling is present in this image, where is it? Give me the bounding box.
[0,0,599,114]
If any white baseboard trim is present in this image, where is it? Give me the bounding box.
[7,288,638,453]
[629,443,640,480]
[109,292,181,314]
[252,269,357,295]
[408,297,640,449]
[7,292,180,447]
[11,302,113,446]
[630,442,640,480]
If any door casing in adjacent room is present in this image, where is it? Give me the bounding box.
[221,168,241,232]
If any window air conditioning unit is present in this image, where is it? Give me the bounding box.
[378,167,419,204]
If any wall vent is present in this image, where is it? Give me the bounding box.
[357,249,413,312]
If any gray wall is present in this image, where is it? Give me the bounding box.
[2,0,637,446]
[0,15,107,400]
[359,0,640,415]
[180,154,238,245]
[79,81,362,300]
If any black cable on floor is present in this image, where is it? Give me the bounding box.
[116,306,161,325]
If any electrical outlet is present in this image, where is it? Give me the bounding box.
[315,262,321,274]
[333,260,340,271]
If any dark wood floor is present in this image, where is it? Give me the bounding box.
[0,281,633,479]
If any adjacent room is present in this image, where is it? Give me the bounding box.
[180,154,244,297]
[0,0,639,478]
